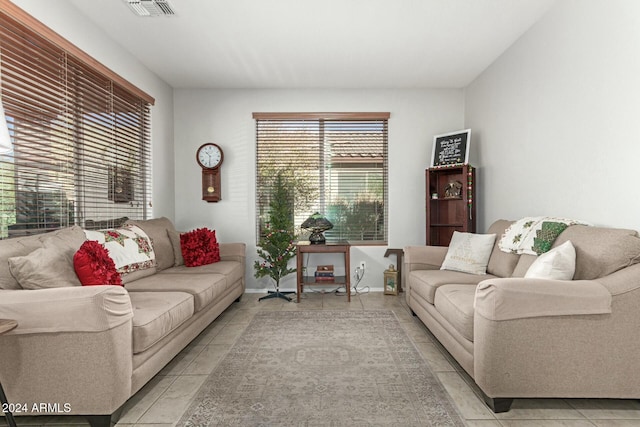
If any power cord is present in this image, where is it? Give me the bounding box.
[303,252,370,297]
[335,265,370,296]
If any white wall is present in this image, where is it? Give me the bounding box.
[465,0,640,231]
[13,0,176,220]
[173,89,464,291]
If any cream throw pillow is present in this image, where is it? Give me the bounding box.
[9,238,82,289]
[441,231,496,275]
[525,240,576,280]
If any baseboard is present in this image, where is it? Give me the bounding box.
[245,286,386,293]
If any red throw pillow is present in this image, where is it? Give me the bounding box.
[180,228,220,267]
[74,240,123,286]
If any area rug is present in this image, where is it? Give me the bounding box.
[179,310,465,426]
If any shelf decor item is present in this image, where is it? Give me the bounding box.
[430,129,471,167]
[314,264,335,282]
[443,181,462,199]
[301,212,333,244]
[384,264,398,295]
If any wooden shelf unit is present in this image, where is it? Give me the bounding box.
[426,165,476,246]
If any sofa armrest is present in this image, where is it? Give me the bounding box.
[403,245,448,300]
[404,245,448,269]
[0,286,134,415]
[0,285,133,334]
[475,278,611,321]
[219,242,246,263]
[473,275,640,399]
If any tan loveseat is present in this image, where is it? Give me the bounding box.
[404,219,640,412]
[0,217,245,427]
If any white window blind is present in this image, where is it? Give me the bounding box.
[0,6,153,238]
[254,112,389,245]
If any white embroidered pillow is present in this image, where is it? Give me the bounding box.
[441,231,497,275]
[84,224,156,281]
[525,240,576,280]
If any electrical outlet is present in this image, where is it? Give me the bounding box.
[360,261,366,270]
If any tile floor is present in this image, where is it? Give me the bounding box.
[3,290,640,426]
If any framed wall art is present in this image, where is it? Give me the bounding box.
[108,165,134,203]
[430,129,471,167]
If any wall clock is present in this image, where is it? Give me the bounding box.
[196,143,224,202]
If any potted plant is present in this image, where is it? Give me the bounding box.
[254,171,297,301]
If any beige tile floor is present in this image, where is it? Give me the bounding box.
[3,290,640,426]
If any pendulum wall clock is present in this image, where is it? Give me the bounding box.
[196,143,224,202]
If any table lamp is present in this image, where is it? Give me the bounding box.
[301,212,333,244]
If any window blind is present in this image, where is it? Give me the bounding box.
[0,6,153,238]
[254,112,389,245]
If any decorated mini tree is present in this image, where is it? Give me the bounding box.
[254,171,297,301]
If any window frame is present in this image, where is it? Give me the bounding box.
[254,112,390,246]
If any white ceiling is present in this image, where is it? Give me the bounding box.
[66,0,556,89]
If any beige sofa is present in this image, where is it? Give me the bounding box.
[0,217,245,427]
[404,219,640,412]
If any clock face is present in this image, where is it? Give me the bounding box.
[196,143,223,169]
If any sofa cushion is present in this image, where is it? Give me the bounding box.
[8,227,86,289]
[125,273,227,312]
[129,291,194,354]
[126,217,177,271]
[180,228,220,267]
[511,254,537,277]
[486,220,520,278]
[441,231,496,275]
[525,240,576,280]
[408,269,494,304]
[0,226,85,290]
[553,225,640,280]
[167,229,185,267]
[159,261,242,288]
[84,225,156,284]
[434,284,476,342]
[73,240,123,286]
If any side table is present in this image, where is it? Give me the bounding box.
[296,241,351,302]
[0,319,18,427]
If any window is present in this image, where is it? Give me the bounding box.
[254,112,389,245]
[0,5,154,239]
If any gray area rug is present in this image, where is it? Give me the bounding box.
[179,310,465,426]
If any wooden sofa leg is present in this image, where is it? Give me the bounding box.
[235,295,242,303]
[482,396,514,413]
[86,415,115,427]
[86,406,123,427]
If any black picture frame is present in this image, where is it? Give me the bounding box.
[108,165,134,203]
[430,129,471,167]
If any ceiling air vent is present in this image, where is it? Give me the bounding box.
[125,0,176,17]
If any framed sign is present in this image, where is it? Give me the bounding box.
[430,129,471,167]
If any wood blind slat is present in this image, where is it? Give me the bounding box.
[0,7,152,237]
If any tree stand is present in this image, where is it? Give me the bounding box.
[259,283,294,302]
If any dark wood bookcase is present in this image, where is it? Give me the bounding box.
[426,164,476,246]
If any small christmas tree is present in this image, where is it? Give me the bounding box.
[254,171,297,301]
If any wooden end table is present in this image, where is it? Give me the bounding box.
[296,241,351,302]
[0,319,18,427]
